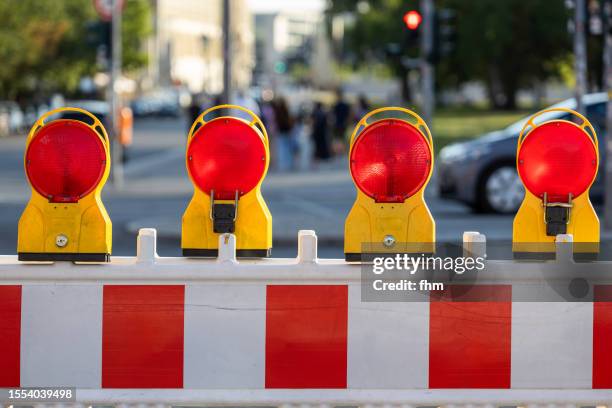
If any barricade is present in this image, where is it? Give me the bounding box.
[1,229,612,405]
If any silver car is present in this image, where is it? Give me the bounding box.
[437,93,606,213]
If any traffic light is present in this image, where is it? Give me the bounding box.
[182,104,272,257]
[403,10,422,49]
[344,107,435,261]
[513,108,599,258]
[85,21,111,63]
[404,10,423,30]
[432,8,456,62]
[18,108,112,261]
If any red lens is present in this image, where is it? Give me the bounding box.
[26,120,107,203]
[187,118,266,200]
[350,119,432,203]
[518,121,597,202]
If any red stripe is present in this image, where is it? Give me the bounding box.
[102,285,184,388]
[265,285,347,388]
[429,285,511,388]
[0,285,21,387]
[593,285,612,388]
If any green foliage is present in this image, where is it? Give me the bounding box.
[327,0,419,100]
[122,0,153,72]
[437,0,570,108]
[328,0,571,109]
[0,0,152,102]
[0,0,96,100]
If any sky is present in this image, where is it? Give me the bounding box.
[247,0,326,13]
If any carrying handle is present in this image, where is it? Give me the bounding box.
[349,106,434,149]
[188,104,269,146]
[27,107,110,146]
[518,107,598,150]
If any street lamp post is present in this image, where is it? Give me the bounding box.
[222,0,231,105]
[420,0,434,126]
[110,0,123,188]
[603,0,612,229]
[574,0,587,115]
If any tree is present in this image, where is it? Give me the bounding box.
[121,0,153,72]
[327,0,419,102]
[327,0,571,109]
[0,0,152,104]
[437,0,570,109]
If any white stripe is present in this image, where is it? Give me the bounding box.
[183,284,266,388]
[511,302,593,388]
[20,285,102,387]
[347,284,429,388]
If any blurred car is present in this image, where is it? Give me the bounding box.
[58,100,109,126]
[0,101,25,136]
[437,93,607,213]
[131,89,181,117]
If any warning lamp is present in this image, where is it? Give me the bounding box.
[404,10,422,30]
[344,107,435,261]
[513,108,599,258]
[182,104,272,257]
[18,107,112,262]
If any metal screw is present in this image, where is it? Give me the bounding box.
[55,234,68,248]
[383,234,396,248]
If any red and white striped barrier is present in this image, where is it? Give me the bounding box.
[1,229,612,404]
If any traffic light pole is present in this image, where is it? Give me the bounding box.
[603,0,612,229]
[420,0,435,125]
[574,0,587,115]
[110,0,123,189]
[222,0,231,105]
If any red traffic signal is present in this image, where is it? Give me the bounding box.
[350,119,432,203]
[403,10,422,30]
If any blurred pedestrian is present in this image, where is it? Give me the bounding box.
[259,90,277,167]
[273,97,296,171]
[311,101,331,161]
[208,95,223,119]
[232,89,260,118]
[186,93,201,131]
[331,88,350,155]
[355,93,370,121]
[260,90,277,137]
[295,104,312,171]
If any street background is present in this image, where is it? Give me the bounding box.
[0,0,610,258]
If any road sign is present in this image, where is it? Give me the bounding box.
[344,107,435,261]
[182,104,272,257]
[513,108,599,258]
[18,107,112,262]
[93,0,124,22]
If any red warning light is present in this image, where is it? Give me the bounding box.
[25,120,106,203]
[404,10,422,30]
[350,119,431,203]
[187,118,266,200]
[518,121,597,202]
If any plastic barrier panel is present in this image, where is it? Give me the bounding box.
[1,229,612,405]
